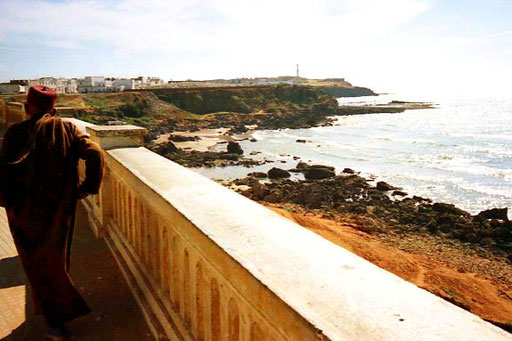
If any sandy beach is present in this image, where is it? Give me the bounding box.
[156,128,232,152]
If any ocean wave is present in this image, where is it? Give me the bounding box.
[478,133,512,141]
[424,160,512,180]
[456,144,512,158]
[315,151,369,162]
[457,183,512,198]
[371,135,448,147]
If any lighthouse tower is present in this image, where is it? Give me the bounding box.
[296,64,300,78]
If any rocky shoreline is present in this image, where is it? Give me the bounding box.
[226,162,512,254]
[218,160,512,330]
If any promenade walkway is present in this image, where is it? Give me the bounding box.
[0,206,154,341]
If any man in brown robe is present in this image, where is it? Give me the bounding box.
[0,86,104,340]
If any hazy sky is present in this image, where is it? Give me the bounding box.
[1,0,511,97]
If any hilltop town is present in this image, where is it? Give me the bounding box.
[0,75,165,94]
[0,75,371,95]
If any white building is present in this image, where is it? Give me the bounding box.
[0,83,25,94]
[105,79,114,91]
[38,77,57,89]
[78,76,106,93]
[55,78,68,94]
[147,77,164,86]
[22,78,78,93]
[66,79,78,93]
[27,79,40,89]
[114,78,136,92]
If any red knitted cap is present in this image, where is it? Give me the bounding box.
[26,85,57,111]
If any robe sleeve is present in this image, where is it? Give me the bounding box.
[72,125,105,195]
[0,127,17,161]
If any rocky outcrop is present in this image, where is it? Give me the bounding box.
[376,181,399,191]
[227,141,243,154]
[321,86,376,98]
[154,141,178,154]
[477,208,509,221]
[231,174,512,250]
[268,167,291,179]
[168,134,198,142]
[248,172,267,178]
[304,167,335,180]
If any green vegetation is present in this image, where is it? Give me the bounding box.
[62,85,342,131]
[152,84,337,116]
[5,84,364,132]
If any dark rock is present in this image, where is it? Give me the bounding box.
[296,161,309,169]
[224,154,239,161]
[307,198,322,209]
[413,195,432,203]
[296,139,307,143]
[168,134,198,142]
[268,167,291,179]
[248,172,267,178]
[263,190,282,203]
[234,177,254,186]
[342,168,355,174]
[231,125,248,134]
[304,167,336,180]
[343,175,368,187]
[376,181,398,191]
[437,214,455,226]
[310,164,335,171]
[477,208,509,221]
[489,219,503,228]
[287,168,302,173]
[465,232,479,243]
[249,138,257,142]
[432,203,469,216]
[227,141,243,154]
[155,141,178,154]
[392,190,408,196]
[251,182,267,200]
[481,237,495,247]
[439,224,452,233]
[425,220,437,232]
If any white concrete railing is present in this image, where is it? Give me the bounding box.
[1,104,511,340]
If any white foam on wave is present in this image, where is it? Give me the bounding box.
[457,183,512,198]
[455,144,512,157]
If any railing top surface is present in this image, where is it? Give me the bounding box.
[86,125,146,137]
[5,102,23,106]
[65,118,94,136]
[107,146,512,341]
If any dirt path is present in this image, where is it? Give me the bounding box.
[266,204,512,332]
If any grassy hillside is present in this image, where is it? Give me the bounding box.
[2,84,363,134]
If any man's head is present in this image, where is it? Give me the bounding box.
[25,85,57,117]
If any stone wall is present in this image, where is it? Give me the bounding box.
[0,101,26,127]
[1,113,511,340]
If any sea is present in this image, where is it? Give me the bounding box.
[193,94,512,218]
